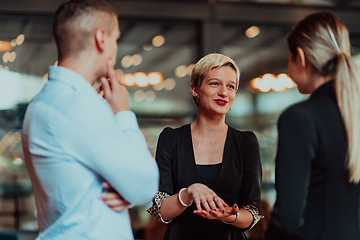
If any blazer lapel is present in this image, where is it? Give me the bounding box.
[175,124,200,190]
[212,127,243,203]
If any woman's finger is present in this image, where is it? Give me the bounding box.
[193,196,203,211]
[231,203,239,214]
[221,199,229,208]
[194,210,207,217]
[201,210,217,220]
[200,195,211,212]
[213,196,226,212]
[207,195,218,210]
[209,209,221,218]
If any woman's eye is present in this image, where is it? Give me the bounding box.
[210,82,218,86]
[228,85,235,89]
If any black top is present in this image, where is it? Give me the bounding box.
[196,163,222,188]
[265,81,360,240]
[155,124,262,240]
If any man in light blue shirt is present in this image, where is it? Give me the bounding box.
[21,0,159,239]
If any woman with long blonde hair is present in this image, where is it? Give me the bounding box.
[265,12,360,240]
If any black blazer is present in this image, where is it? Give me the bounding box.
[265,81,360,240]
[156,124,262,240]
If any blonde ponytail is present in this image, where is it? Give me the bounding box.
[288,12,360,183]
[335,53,360,183]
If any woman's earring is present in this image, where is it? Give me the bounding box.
[195,96,199,106]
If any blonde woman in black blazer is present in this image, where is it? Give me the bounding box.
[148,53,263,240]
[265,12,360,240]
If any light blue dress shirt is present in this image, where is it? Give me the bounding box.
[22,66,159,240]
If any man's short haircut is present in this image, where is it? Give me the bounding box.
[53,0,117,60]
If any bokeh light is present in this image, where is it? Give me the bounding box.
[134,90,145,102]
[152,35,165,47]
[245,26,260,38]
[251,73,295,92]
[9,52,16,62]
[175,65,187,78]
[145,90,156,102]
[16,34,25,45]
[148,72,163,85]
[143,44,153,51]
[164,78,176,90]
[132,54,142,66]
[121,55,132,68]
[134,72,149,87]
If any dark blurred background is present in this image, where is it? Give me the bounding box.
[1,0,360,239]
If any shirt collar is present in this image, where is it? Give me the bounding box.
[48,66,95,93]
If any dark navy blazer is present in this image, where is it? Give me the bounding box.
[266,81,360,240]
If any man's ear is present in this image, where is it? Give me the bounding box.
[296,47,306,67]
[95,28,106,51]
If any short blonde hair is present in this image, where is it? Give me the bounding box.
[191,53,240,93]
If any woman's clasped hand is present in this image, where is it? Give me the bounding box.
[186,183,239,223]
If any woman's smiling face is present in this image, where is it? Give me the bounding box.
[193,66,237,116]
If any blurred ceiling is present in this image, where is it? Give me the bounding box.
[1,0,360,119]
[1,0,360,181]
[1,0,360,159]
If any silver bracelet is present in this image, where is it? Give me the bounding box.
[222,212,239,224]
[178,188,193,207]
